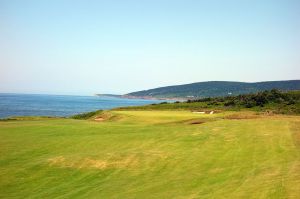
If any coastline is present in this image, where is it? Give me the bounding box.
[95,94,186,102]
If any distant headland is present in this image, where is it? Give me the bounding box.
[96,80,300,100]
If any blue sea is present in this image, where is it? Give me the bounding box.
[0,93,163,118]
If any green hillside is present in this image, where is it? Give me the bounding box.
[126,80,300,98]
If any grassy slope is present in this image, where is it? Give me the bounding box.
[0,111,300,198]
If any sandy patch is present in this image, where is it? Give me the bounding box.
[94,117,104,121]
[192,111,214,114]
[192,111,205,114]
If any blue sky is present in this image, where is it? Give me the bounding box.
[0,0,299,95]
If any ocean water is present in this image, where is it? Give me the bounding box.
[0,93,163,118]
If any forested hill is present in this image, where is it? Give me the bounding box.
[126,80,300,98]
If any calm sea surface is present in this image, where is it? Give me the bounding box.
[0,93,163,118]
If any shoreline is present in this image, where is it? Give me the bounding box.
[96,94,187,102]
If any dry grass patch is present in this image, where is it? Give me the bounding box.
[47,151,169,170]
[48,155,138,170]
[224,112,261,120]
[91,111,123,122]
[290,121,300,148]
[209,167,225,174]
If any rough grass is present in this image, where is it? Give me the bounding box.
[70,110,103,119]
[0,110,300,198]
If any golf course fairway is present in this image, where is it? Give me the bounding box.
[0,110,299,198]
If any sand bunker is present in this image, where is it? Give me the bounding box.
[192,111,214,114]
[94,117,104,121]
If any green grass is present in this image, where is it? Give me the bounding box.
[1,110,300,198]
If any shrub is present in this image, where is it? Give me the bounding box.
[71,110,102,119]
[159,102,168,104]
[224,100,235,106]
[244,101,256,108]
